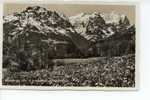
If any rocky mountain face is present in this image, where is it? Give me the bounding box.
[3,6,89,58]
[69,12,131,42]
[70,12,135,57]
[3,6,135,70]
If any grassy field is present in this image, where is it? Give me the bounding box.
[2,54,135,87]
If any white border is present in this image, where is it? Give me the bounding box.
[0,0,140,91]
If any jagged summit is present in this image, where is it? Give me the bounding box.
[4,6,69,25]
[69,11,132,42]
[69,12,111,42]
[25,6,47,12]
[4,6,74,37]
[100,11,130,25]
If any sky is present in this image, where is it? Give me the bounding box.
[4,3,136,24]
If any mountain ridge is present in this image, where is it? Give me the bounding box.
[3,6,135,59]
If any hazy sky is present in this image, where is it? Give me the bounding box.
[4,3,136,24]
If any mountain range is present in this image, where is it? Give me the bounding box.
[3,6,135,59]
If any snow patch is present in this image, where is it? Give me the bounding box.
[4,15,18,23]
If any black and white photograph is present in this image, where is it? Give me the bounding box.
[2,2,137,89]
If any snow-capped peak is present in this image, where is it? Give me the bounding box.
[3,6,76,39]
[100,11,128,25]
[69,11,131,42]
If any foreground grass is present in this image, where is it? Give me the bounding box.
[2,54,135,87]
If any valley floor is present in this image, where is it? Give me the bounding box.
[2,54,135,87]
